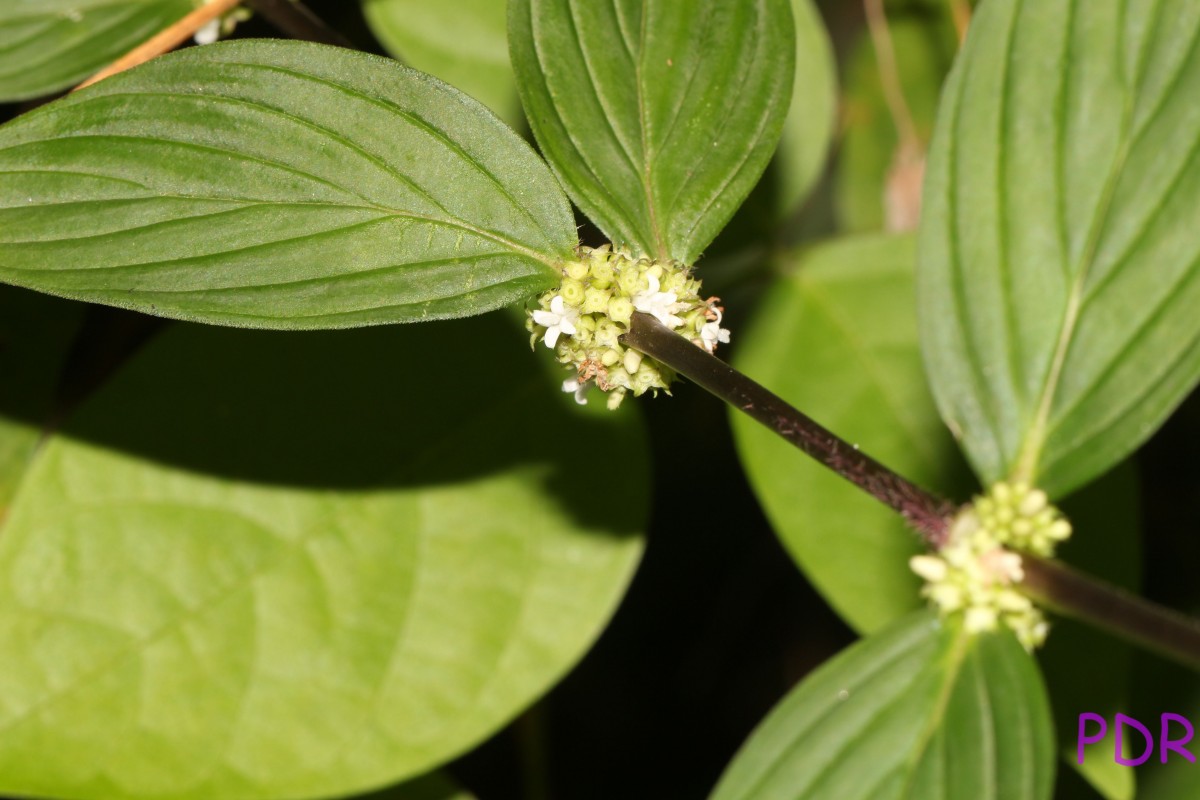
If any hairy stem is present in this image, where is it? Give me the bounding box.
[1022,556,1200,671]
[625,311,1200,672]
[622,311,956,543]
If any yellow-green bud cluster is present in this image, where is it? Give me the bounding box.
[526,245,730,409]
[909,482,1073,651]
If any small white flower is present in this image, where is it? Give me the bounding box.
[632,274,683,328]
[964,605,998,633]
[532,295,579,348]
[562,377,589,405]
[909,555,948,583]
[194,18,221,45]
[699,321,731,353]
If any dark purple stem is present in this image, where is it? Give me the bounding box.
[621,312,956,544]
[622,311,1200,671]
[1022,556,1200,670]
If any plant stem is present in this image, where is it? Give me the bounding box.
[1022,556,1200,671]
[621,312,956,544]
[75,0,243,90]
[625,311,1200,672]
[245,0,354,48]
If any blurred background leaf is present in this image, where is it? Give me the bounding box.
[773,0,837,221]
[834,2,957,232]
[731,234,968,634]
[361,0,522,129]
[0,313,646,799]
[0,0,196,102]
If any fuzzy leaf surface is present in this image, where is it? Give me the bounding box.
[509,0,795,264]
[920,0,1200,496]
[0,40,575,329]
[0,0,194,102]
[711,612,1055,800]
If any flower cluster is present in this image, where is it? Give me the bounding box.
[527,245,729,409]
[909,482,1072,650]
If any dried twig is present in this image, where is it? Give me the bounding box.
[75,0,242,90]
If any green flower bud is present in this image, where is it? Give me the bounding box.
[618,268,644,296]
[595,319,622,348]
[582,286,612,314]
[564,259,590,281]
[590,257,616,286]
[560,279,586,306]
[608,296,634,325]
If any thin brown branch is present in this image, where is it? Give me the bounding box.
[75,0,243,90]
[948,0,972,45]
[621,312,957,543]
[863,0,921,150]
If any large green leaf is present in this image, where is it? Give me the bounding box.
[509,0,795,264]
[0,0,195,102]
[362,0,522,128]
[0,40,576,329]
[0,314,646,799]
[731,235,967,634]
[774,0,837,218]
[0,287,84,514]
[711,612,1056,800]
[919,1,1200,497]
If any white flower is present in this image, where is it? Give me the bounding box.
[562,377,589,405]
[632,274,683,328]
[531,295,579,348]
[194,18,221,45]
[699,321,730,353]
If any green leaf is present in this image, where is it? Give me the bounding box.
[711,612,1056,800]
[362,0,522,128]
[0,313,646,800]
[0,39,577,330]
[0,287,84,514]
[919,1,1200,497]
[0,0,196,102]
[509,0,795,264]
[775,0,837,217]
[731,234,968,634]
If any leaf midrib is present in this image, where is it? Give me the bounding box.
[1010,34,1140,484]
[898,628,971,798]
[2,188,554,267]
